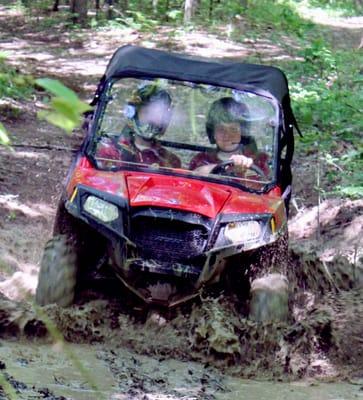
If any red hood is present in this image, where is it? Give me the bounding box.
[67,158,282,220]
[126,174,231,219]
[126,173,282,219]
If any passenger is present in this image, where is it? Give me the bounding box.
[189,97,269,177]
[96,83,181,169]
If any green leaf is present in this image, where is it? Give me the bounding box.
[35,78,79,103]
[38,110,78,133]
[0,51,8,62]
[51,97,82,124]
[35,79,92,134]
[167,9,182,20]
[0,122,10,145]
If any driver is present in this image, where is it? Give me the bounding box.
[96,82,181,168]
[189,97,268,177]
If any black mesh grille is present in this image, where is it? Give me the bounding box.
[130,217,208,262]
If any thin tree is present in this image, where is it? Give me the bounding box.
[70,0,89,25]
[184,0,198,23]
[52,0,60,11]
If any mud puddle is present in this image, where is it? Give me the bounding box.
[1,341,362,400]
[0,341,114,400]
[0,284,362,399]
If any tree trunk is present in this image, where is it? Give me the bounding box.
[70,0,88,25]
[209,0,213,19]
[52,0,60,11]
[184,0,198,24]
[104,0,114,19]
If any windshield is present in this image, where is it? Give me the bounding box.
[89,77,279,191]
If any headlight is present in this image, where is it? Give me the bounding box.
[83,196,119,223]
[224,221,262,244]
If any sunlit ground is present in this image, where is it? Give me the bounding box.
[295,1,363,28]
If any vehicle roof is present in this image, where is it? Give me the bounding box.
[104,45,290,104]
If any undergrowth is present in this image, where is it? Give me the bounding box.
[227,2,363,199]
[283,37,362,199]
[0,53,34,100]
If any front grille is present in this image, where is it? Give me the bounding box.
[130,216,208,263]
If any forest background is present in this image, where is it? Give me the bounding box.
[1,0,362,200]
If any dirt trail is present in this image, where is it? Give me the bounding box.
[0,3,362,399]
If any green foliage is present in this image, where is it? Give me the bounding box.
[0,54,34,147]
[18,0,54,12]
[0,52,35,99]
[89,10,160,31]
[166,8,183,21]
[302,39,336,75]
[241,0,315,36]
[125,10,158,30]
[308,0,363,14]
[334,147,363,198]
[36,78,92,133]
[287,39,363,199]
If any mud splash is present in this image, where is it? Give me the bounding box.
[0,248,362,381]
[0,200,362,399]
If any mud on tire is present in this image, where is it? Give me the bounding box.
[35,235,78,307]
[248,231,290,322]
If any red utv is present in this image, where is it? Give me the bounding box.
[35,45,299,321]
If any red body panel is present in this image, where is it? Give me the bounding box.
[67,157,284,221]
[66,157,128,197]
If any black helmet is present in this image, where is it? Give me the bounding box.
[126,83,172,140]
[206,97,249,144]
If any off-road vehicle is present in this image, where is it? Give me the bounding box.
[36,45,299,321]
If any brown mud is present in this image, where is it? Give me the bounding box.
[0,2,362,399]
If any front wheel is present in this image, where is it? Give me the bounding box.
[249,273,289,322]
[35,235,78,307]
[248,231,290,322]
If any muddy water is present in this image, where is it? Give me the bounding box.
[0,341,361,400]
[0,249,362,398]
[218,379,363,400]
[0,342,115,399]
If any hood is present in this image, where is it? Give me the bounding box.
[126,174,231,219]
[126,172,282,219]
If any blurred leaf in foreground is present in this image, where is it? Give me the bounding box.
[36,78,92,133]
[0,122,10,146]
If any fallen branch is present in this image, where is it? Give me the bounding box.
[10,143,77,152]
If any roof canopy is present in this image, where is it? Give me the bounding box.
[104,45,290,104]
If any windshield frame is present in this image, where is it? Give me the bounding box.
[86,76,282,194]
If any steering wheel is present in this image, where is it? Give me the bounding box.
[209,160,267,179]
